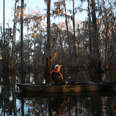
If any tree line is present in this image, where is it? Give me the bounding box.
[0,0,116,83]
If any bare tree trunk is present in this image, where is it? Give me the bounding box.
[12,0,18,62]
[102,0,109,72]
[72,0,76,57]
[21,0,24,83]
[12,2,17,115]
[91,0,99,58]
[77,24,80,56]
[88,0,92,54]
[3,0,5,43]
[64,0,71,56]
[45,0,51,83]
[91,0,102,73]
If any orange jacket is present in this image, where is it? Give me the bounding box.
[50,65,64,80]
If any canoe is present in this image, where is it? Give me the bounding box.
[17,81,99,94]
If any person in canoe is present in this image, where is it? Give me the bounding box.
[50,64,64,85]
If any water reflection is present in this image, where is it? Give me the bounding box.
[1,85,116,116]
[16,93,116,116]
[0,85,2,94]
[1,70,116,116]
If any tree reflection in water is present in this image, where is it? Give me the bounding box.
[1,86,116,115]
[17,93,116,116]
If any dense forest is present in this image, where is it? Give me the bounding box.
[0,0,116,84]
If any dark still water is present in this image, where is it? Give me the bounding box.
[0,84,116,116]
